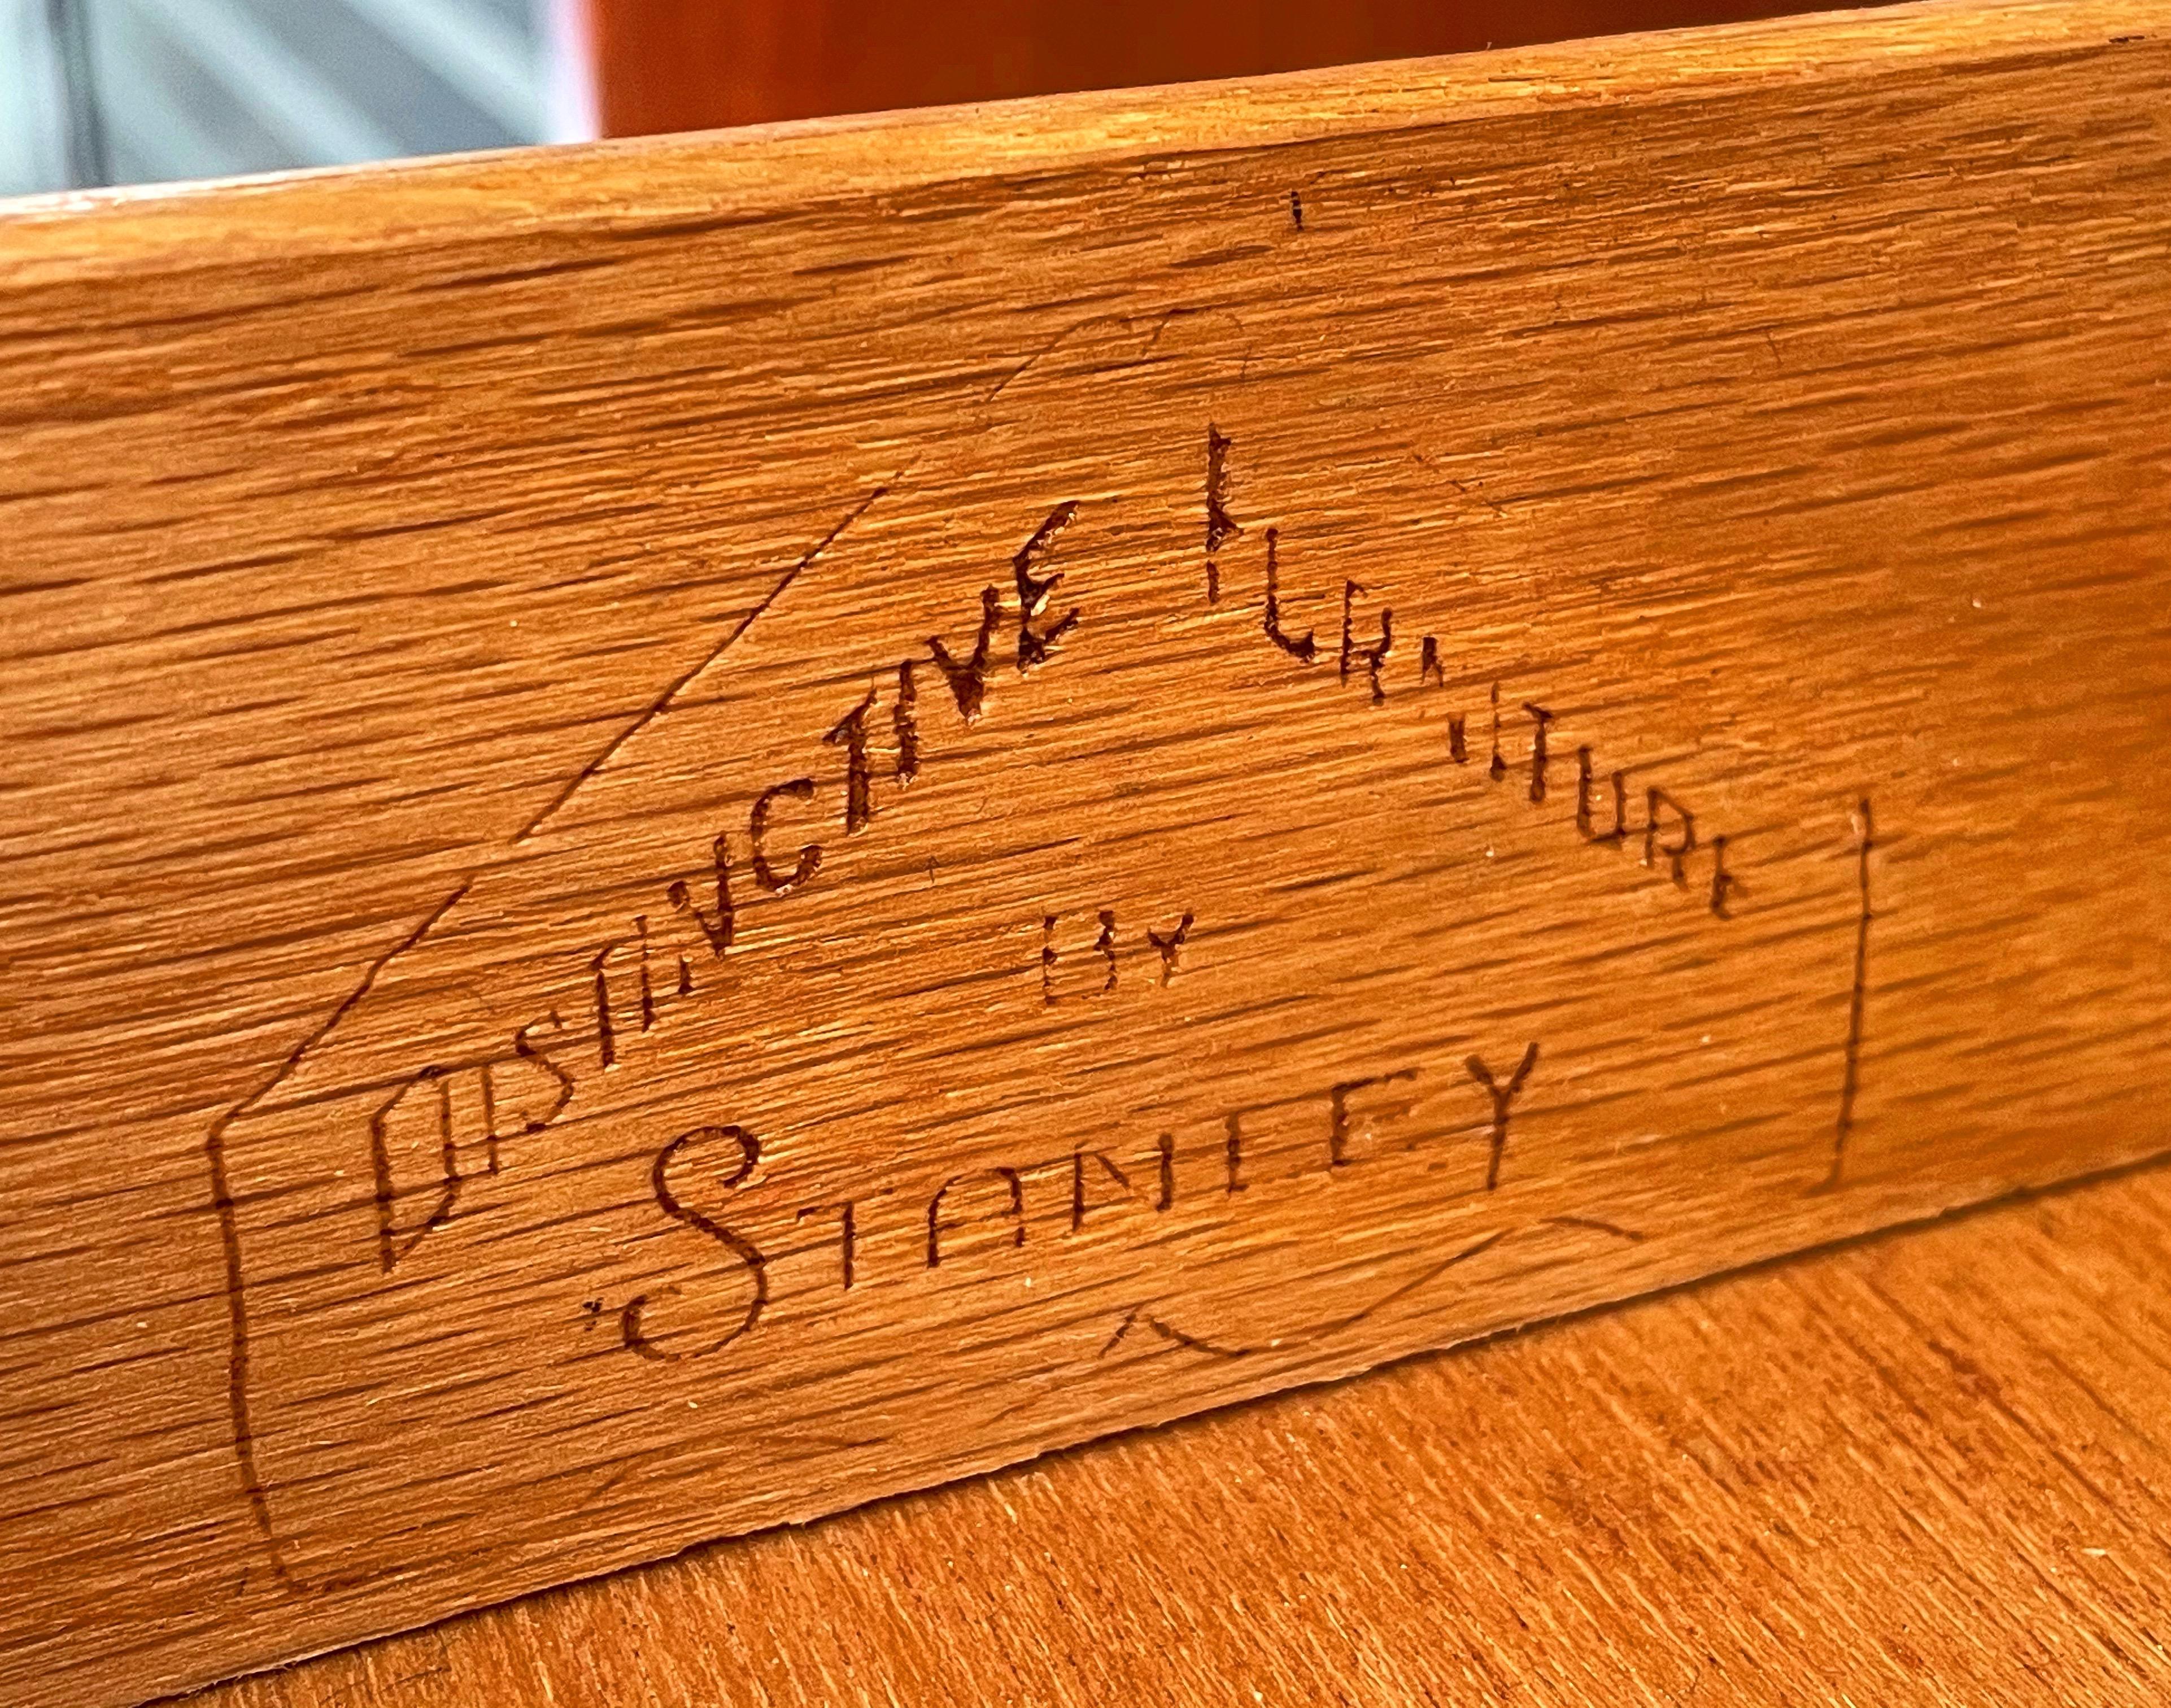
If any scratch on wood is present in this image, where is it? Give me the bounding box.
[1103,1227,1516,1362]
[1542,1215,1646,1243]
[1821,797,1877,1192]
[206,879,474,1580]
[517,489,884,843]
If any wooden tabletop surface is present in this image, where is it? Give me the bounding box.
[177,1158,2171,1706]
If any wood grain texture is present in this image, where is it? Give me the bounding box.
[173,1159,2171,1707]
[2,4,2169,1703]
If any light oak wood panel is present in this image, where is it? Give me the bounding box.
[177,1159,2171,1707]
[2,4,2168,1703]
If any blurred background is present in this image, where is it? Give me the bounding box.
[1,0,586,194]
[1,0,1849,198]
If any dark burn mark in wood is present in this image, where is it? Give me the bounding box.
[516,491,882,844]
[927,1168,1027,1267]
[747,1053,1539,1318]
[637,916,660,1032]
[1465,1043,1541,1192]
[368,1069,459,1274]
[892,659,922,785]
[749,779,822,894]
[1340,581,1393,705]
[1577,748,1627,846]
[1709,835,1740,919]
[1643,788,1696,886]
[1543,1215,1646,1243]
[1014,502,1081,672]
[795,1201,857,1289]
[582,503,1088,1100]
[621,1125,766,1362]
[1821,798,1877,1192]
[928,587,1003,720]
[210,417,1838,1579]
[824,691,878,834]
[590,943,621,1070]
[1210,455,1744,922]
[667,834,736,955]
[1262,528,1317,662]
[286,434,1801,1402]
[1101,1222,1553,1363]
[1523,703,1554,804]
[207,881,475,1580]
[1100,1306,1254,1360]
[214,496,1100,1578]
[1071,1150,1134,1232]
[718,1051,1512,1335]
[365,1019,578,1277]
[1329,1069,1419,1169]
[1205,425,1240,605]
[1146,913,1193,986]
[1044,908,1193,1004]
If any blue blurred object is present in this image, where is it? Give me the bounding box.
[2,0,581,196]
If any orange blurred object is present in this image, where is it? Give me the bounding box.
[587,0,1858,137]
